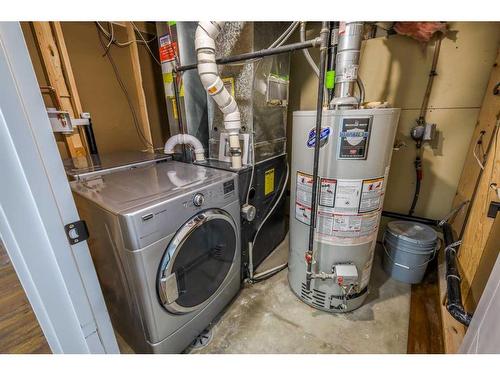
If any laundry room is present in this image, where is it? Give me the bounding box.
[1,2,500,367]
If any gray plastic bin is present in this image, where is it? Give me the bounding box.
[382,221,439,284]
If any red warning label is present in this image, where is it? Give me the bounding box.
[159,34,177,63]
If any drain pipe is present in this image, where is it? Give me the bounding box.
[442,222,473,326]
[305,21,330,290]
[330,22,364,109]
[195,21,242,169]
[164,134,205,161]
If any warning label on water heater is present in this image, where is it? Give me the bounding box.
[319,178,336,207]
[359,177,384,213]
[295,170,385,244]
[333,180,362,214]
[296,171,313,206]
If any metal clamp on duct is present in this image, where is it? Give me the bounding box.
[195,21,242,169]
[164,133,205,162]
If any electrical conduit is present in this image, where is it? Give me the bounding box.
[195,21,242,169]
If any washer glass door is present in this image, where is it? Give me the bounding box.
[157,208,237,314]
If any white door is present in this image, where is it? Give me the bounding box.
[0,22,118,354]
[460,252,500,353]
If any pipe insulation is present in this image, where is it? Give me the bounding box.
[195,21,242,169]
[164,134,205,161]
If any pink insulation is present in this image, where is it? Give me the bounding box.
[393,22,447,42]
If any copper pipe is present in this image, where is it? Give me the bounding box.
[418,35,443,123]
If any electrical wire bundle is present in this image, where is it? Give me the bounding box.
[95,22,159,150]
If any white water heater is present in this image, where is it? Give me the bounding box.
[288,108,400,312]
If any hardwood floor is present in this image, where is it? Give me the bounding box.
[0,241,51,354]
[407,256,445,354]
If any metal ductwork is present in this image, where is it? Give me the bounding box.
[331,22,364,108]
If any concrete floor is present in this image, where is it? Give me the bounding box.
[189,238,411,354]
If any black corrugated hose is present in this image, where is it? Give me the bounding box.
[442,222,473,326]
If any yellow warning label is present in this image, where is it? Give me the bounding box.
[171,98,178,119]
[222,77,235,97]
[163,72,173,84]
[264,168,275,196]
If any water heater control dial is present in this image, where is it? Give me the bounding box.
[193,193,205,207]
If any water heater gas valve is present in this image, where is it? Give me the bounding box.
[332,264,359,287]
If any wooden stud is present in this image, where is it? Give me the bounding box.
[51,22,83,116]
[438,50,500,353]
[31,22,87,158]
[451,51,500,235]
[125,22,154,152]
[458,133,500,301]
[465,216,500,310]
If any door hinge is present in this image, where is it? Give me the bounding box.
[64,220,89,245]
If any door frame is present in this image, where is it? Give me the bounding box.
[0,22,118,354]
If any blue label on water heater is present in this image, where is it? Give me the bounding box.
[307,127,331,148]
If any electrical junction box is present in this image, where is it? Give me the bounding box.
[423,123,436,142]
[47,108,73,133]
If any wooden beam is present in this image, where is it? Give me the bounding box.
[125,22,154,152]
[51,22,83,116]
[451,50,500,235]
[31,22,87,158]
[458,125,500,301]
[465,216,500,310]
[436,49,499,353]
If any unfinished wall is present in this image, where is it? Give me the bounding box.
[21,22,169,158]
[288,22,500,219]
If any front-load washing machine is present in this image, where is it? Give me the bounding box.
[71,161,241,353]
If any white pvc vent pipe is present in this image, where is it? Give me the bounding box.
[164,134,205,161]
[195,21,242,169]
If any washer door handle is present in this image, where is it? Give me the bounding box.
[160,273,179,305]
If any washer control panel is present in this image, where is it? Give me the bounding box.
[123,174,239,249]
